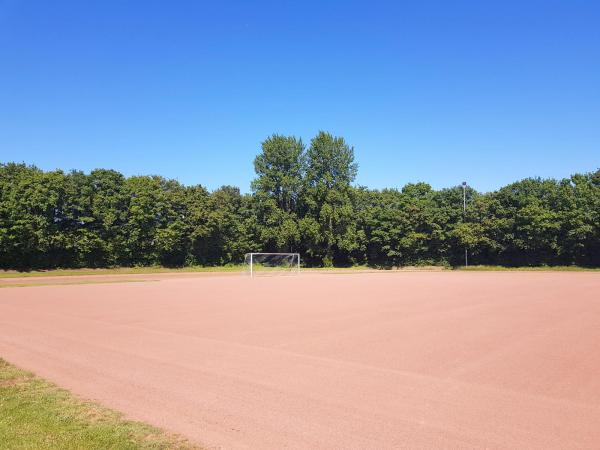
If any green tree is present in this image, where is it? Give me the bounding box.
[252,134,305,213]
[0,146,598,270]
[556,172,600,266]
[88,169,129,266]
[302,131,358,266]
[251,135,305,252]
[189,186,250,265]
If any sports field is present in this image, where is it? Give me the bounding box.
[1,271,599,449]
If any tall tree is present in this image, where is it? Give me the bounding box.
[252,134,305,213]
[302,131,358,266]
[251,135,305,252]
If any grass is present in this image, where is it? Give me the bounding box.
[0,279,156,289]
[454,265,600,272]
[0,266,244,279]
[0,358,200,450]
[1,264,597,279]
[0,264,437,279]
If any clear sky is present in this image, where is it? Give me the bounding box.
[1,1,599,192]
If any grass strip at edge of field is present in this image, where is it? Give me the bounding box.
[0,279,159,289]
[0,266,245,279]
[1,265,598,280]
[453,265,600,272]
[0,358,201,450]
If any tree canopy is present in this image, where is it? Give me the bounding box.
[1,132,598,269]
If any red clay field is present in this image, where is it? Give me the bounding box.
[1,271,599,449]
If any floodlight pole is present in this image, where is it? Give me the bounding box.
[462,181,468,267]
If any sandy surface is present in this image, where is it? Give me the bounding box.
[1,272,599,449]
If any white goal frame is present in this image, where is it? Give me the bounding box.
[244,253,301,277]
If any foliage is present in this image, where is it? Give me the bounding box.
[0,136,598,269]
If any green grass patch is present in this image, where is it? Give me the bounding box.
[0,264,425,279]
[305,265,447,272]
[453,265,600,272]
[0,266,244,279]
[2,264,596,280]
[0,359,200,450]
[0,279,156,289]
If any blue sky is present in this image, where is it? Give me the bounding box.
[1,1,599,192]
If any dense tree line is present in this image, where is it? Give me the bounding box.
[1,131,599,269]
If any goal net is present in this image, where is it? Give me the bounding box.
[244,253,300,277]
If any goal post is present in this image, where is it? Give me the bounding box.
[244,253,300,277]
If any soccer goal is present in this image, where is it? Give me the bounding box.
[244,253,300,277]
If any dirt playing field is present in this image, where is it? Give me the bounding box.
[1,271,599,449]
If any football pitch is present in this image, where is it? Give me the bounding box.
[1,271,599,449]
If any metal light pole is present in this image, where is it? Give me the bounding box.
[462,181,468,267]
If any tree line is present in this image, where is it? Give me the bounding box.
[1,131,599,269]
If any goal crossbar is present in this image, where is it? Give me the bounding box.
[244,253,300,277]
